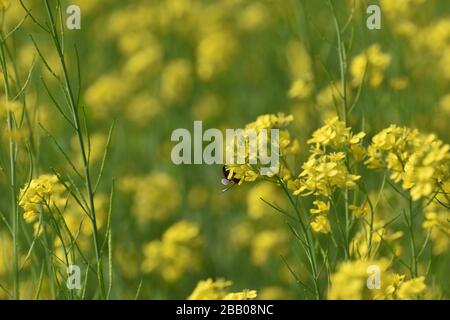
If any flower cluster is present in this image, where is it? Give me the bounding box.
[365,125,450,200]
[328,259,427,300]
[141,220,203,282]
[188,278,257,300]
[18,174,66,230]
[307,117,366,153]
[288,117,365,233]
[224,113,299,184]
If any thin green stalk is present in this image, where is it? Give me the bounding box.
[367,174,386,258]
[40,0,106,298]
[41,215,56,299]
[7,111,19,299]
[329,0,352,259]
[0,32,19,300]
[407,197,418,278]
[278,177,321,299]
[329,0,349,124]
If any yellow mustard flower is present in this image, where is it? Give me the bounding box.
[396,276,427,300]
[289,152,360,197]
[307,117,365,151]
[310,200,330,215]
[18,174,66,225]
[365,125,450,201]
[225,113,298,184]
[310,215,331,234]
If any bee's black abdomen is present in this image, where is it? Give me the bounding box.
[222,165,240,184]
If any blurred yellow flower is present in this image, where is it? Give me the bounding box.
[161,59,193,106]
[396,276,426,300]
[389,77,409,91]
[197,31,238,81]
[329,259,385,299]
[187,185,209,210]
[120,172,181,223]
[122,45,163,79]
[288,79,313,100]
[191,93,222,120]
[0,0,9,11]
[237,2,270,31]
[246,183,286,220]
[142,220,202,282]
[423,202,450,255]
[125,93,161,127]
[349,203,369,218]
[229,221,255,250]
[251,230,287,266]
[0,232,12,276]
[350,44,391,87]
[188,278,257,300]
[439,94,450,115]
[258,286,292,300]
[85,73,132,119]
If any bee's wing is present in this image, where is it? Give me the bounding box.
[221,179,235,193]
[221,178,231,186]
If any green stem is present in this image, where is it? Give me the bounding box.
[329,0,348,124]
[7,112,19,300]
[0,31,19,300]
[407,197,418,278]
[329,0,351,259]
[278,177,321,299]
[43,0,105,298]
[42,217,57,299]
